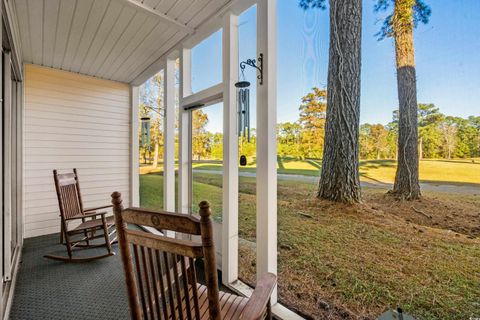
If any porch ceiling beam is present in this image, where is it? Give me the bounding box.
[130,0,257,86]
[117,0,194,34]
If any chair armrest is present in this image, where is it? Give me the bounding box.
[83,205,113,212]
[241,273,277,320]
[67,211,108,220]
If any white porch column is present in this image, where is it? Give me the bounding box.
[163,58,176,213]
[256,0,277,303]
[130,86,140,207]
[222,12,239,285]
[179,49,192,214]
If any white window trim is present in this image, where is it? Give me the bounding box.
[3,51,12,282]
[133,0,280,310]
[227,280,305,320]
[180,83,223,110]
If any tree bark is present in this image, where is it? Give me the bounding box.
[419,136,423,160]
[152,142,159,168]
[317,0,362,203]
[392,0,421,200]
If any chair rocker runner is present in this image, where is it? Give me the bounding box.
[111,191,277,320]
[44,169,117,262]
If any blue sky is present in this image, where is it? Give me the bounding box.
[189,0,480,133]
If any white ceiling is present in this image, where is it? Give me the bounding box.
[14,0,231,83]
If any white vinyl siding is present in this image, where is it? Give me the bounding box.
[23,64,131,238]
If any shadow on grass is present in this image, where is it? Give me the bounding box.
[359,173,391,185]
[306,159,322,169]
[360,174,480,190]
[277,156,285,170]
[419,179,480,188]
[421,159,480,165]
[360,159,397,170]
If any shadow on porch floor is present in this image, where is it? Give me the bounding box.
[9,231,234,320]
[9,233,129,319]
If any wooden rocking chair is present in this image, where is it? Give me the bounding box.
[111,192,277,320]
[44,169,116,262]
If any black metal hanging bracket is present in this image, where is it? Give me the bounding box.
[239,53,263,85]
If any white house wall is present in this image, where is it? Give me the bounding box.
[23,64,131,238]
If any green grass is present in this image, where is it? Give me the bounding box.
[139,173,223,220]
[139,171,480,319]
[360,159,480,185]
[187,158,480,185]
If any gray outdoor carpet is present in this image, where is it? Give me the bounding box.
[9,233,130,320]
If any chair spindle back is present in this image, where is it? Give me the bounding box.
[111,192,221,320]
[53,168,84,220]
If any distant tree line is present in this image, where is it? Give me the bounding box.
[166,87,480,162]
[140,85,479,163]
[361,104,480,160]
[278,88,480,161]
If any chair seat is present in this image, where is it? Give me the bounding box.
[71,215,115,232]
[177,285,248,320]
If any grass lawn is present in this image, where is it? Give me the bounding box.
[169,157,480,185]
[140,170,480,319]
[360,158,480,185]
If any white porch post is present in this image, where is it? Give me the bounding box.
[163,58,176,213]
[179,49,192,214]
[130,86,140,207]
[256,0,277,303]
[222,12,239,285]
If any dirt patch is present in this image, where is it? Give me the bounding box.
[364,190,480,238]
[238,187,480,320]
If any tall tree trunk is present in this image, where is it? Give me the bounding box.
[317,0,362,203]
[392,0,421,200]
[419,136,423,160]
[152,141,159,168]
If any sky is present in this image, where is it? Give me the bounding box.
[185,0,480,133]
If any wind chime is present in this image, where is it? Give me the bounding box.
[235,54,263,166]
[141,116,151,164]
[236,79,250,142]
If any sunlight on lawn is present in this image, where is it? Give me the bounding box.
[139,172,480,319]
[144,158,480,185]
[359,159,480,185]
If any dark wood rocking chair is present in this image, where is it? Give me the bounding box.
[111,192,277,320]
[44,169,117,262]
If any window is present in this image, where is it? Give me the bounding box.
[191,30,223,93]
[190,102,223,218]
[138,70,165,211]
